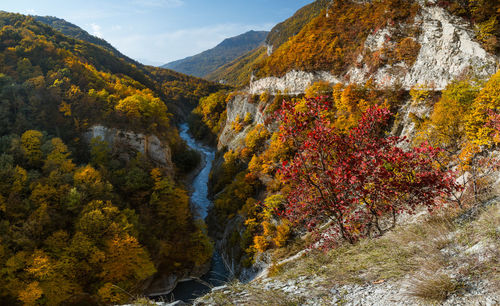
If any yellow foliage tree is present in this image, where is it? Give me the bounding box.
[97,282,129,304]
[253,235,269,253]
[18,281,43,306]
[466,71,500,146]
[305,81,332,98]
[21,130,43,166]
[43,137,75,174]
[244,124,270,154]
[26,251,53,280]
[100,234,156,284]
[273,221,291,248]
[415,80,479,150]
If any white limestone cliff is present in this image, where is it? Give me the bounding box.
[249,4,498,95]
[85,125,173,171]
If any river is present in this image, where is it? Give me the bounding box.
[165,123,230,303]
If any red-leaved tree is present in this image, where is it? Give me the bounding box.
[277,97,459,245]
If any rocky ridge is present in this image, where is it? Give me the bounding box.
[248,4,498,95]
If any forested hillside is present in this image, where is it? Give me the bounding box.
[208,0,500,87]
[265,0,329,50]
[206,0,329,87]
[188,0,500,304]
[0,12,217,305]
[33,14,225,118]
[33,15,135,63]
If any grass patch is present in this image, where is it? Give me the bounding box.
[408,273,459,301]
[271,202,499,301]
[199,202,499,304]
[201,281,306,306]
[273,212,456,285]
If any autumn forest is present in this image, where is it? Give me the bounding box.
[1,0,500,305]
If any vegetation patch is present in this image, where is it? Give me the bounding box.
[254,0,421,78]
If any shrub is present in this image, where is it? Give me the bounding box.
[277,97,458,245]
[396,37,421,66]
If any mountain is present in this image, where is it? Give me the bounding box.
[162,30,269,78]
[0,11,222,305]
[249,0,499,91]
[206,0,329,86]
[187,0,500,304]
[31,14,225,117]
[33,15,135,63]
[208,0,500,88]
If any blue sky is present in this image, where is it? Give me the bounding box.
[1,0,313,65]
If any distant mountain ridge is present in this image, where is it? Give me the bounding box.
[206,0,329,86]
[162,30,269,78]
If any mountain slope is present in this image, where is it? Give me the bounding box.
[206,0,329,86]
[265,0,330,51]
[162,30,268,78]
[206,46,268,87]
[0,12,218,305]
[249,0,498,94]
[32,14,224,116]
[186,0,500,305]
[209,0,500,90]
[34,15,136,63]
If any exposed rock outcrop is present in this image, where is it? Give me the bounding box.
[249,4,498,95]
[249,70,341,95]
[85,125,173,171]
[218,94,266,151]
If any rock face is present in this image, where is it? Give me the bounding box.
[249,70,341,95]
[249,5,498,95]
[146,274,179,298]
[403,6,497,89]
[85,125,173,171]
[218,95,266,151]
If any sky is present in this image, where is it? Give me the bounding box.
[1,0,313,65]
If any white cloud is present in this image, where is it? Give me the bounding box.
[90,23,103,38]
[108,22,274,64]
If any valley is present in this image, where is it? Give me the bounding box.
[166,124,229,303]
[0,0,499,305]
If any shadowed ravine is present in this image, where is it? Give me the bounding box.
[162,123,230,303]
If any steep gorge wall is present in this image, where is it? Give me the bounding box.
[209,0,500,287]
[218,95,265,151]
[249,5,498,95]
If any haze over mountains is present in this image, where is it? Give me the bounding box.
[162,30,269,77]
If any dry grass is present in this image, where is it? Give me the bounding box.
[408,273,459,301]
[204,281,306,306]
[271,202,499,302]
[273,210,458,285]
[198,202,499,304]
[243,287,307,306]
